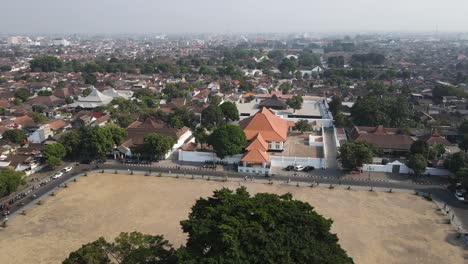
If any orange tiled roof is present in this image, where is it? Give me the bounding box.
[46,119,68,130]
[245,133,268,152]
[239,107,288,142]
[241,148,269,163]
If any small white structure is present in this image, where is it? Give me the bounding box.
[68,86,113,108]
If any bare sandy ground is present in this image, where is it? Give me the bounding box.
[0,173,466,264]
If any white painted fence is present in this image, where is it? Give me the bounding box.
[269,156,325,169]
[363,161,451,176]
[178,150,242,163]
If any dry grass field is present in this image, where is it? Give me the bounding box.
[0,173,466,264]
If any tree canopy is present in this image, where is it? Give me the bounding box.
[43,143,67,169]
[338,141,377,171]
[132,133,176,160]
[219,102,239,122]
[294,119,312,133]
[2,129,26,144]
[0,168,25,197]
[407,154,427,176]
[350,95,411,127]
[64,187,353,264]
[201,105,224,129]
[286,95,303,113]
[30,56,63,72]
[208,124,246,159]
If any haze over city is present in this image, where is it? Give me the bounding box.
[1,0,468,34]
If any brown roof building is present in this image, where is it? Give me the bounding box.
[350,125,414,153]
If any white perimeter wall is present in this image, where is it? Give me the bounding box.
[363,163,451,176]
[178,150,242,163]
[270,156,325,169]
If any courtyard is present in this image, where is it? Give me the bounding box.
[0,173,465,264]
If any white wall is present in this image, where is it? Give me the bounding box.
[178,150,242,163]
[270,156,325,169]
[362,163,451,176]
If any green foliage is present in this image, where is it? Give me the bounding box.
[208,124,246,159]
[351,53,385,66]
[350,95,411,127]
[295,119,312,133]
[444,152,465,173]
[115,114,134,128]
[432,85,465,100]
[407,154,427,176]
[193,127,209,148]
[208,94,222,106]
[65,96,74,104]
[2,129,26,143]
[14,88,31,102]
[328,96,342,117]
[64,188,353,264]
[338,141,376,171]
[279,57,298,74]
[201,105,224,129]
[328,56,345,68]
[46,156,62,169]
[280,82,293,94]
[410,140,429,156]
[63,237,111,264]
[43,143,66,160]
[30,56,63,72]
[286,95,303,112]
[132,133,176,160]
[459,121,468,134]
[31,113,48,123]
[179,187,353,264]
[0,65,12,72]
[0,168,25,197]
[58,130,81,159]
[82,73,97,85]
[37,90,53,96]
[219,101,239,122]
[459,134,468,151]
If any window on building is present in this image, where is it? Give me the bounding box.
[276,142,281,149]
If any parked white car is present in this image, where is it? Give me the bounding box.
[455,189,466,201]
[294,165,305,171]
[51,172,63,179]
[62,166,73,173]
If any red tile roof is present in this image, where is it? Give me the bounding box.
[239,107,288,142]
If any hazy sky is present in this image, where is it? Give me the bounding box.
[1,0,467,34]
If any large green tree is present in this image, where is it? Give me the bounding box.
[179,187,353,264]
[2,129,26,144]
[65,188,353,264]
[286,95,303,113]
[132,133,176,160]
[0,168,25,197]
[219,101,239,122]
[208,124,246,159]
[407,154,427,176]
[295,119,312,133]
[43,143,67,169]
[30,56,63,72]
[350,96,411,127]
[63,232,176,264]
[338,141,376,171]
[201,105,224,129]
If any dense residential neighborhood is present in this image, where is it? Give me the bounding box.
[1,30,468,263]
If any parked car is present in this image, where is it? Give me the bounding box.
[51,172,63,179]
[285,165,295,171]
[303,166,315,172]
[455,189,466,201]
[351,170,361,175]
[62,166,73,173]
[294,165,305,171]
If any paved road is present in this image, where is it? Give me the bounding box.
[2,162,468,232]
[323,127,339,169]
